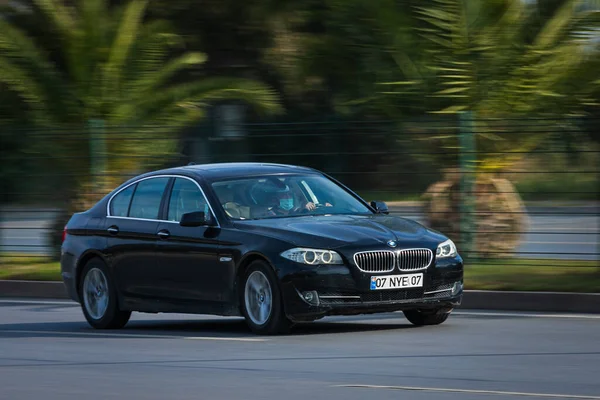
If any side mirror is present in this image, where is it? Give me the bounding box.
[179,211,210,227]
[370,201,389,215]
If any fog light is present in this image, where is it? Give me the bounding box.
[301,290,319,306]
[452,281,463,295]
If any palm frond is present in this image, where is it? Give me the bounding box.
[104,0,149,94]
[81,0,110,50]
[478,0,526,50]
[32,0,76,40]
[2,0,281,149]
[127,52,207,93]
[533,0,578,49]
[0,57,53,124]
[122,20,181,82]
[414,0,600,116]
[110,78,282,124]
[0,20,72,121]
[412,0,479,112]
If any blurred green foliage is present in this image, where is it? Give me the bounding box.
[0,0,281,198]
[0,0,598,203]
[376,0,600,171]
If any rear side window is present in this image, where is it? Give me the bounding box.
[128,178,169,220]
[110,185,135,217]
[167,178,209,222]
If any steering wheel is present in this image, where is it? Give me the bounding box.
[301,203,327,213]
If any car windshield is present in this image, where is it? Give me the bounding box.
[211,174,372,220]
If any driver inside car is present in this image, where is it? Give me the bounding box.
[268,187,332,216]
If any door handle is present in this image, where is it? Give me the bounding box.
[107,226,119,235]
[157,230,170,239]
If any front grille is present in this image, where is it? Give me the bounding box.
[361,289,424,303]
[354,248,433,273]
[354,250,395,273]
[397,249,433,271]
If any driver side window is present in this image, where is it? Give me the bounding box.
[167,178,209,222]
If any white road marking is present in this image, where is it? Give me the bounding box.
[0,329,268,342]
[183,336,268,342]
[0,299,75,306]
[335,384,600,399]
[454,311,600,319]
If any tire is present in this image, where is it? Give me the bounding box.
[403,307,452,326]
[79,258,131,329]
[241,260,292,335]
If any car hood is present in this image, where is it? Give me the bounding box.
[233,214,447,249]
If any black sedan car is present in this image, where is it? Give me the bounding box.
[61,163,463,334]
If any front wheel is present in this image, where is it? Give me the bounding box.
[403,307,452,326]
[79,258,131,329]
[241,261,291,335]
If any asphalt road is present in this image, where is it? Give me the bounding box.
[1,206,598,260]
[1,300,599,400]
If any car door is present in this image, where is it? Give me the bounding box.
[154,177,225,302]
[105,177,170,299]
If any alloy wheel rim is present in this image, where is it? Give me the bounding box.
[244,271,273,326]
[83,268,109,320]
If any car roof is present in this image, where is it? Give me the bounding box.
[151,162,320,180]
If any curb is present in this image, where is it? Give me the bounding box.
[1,280,599,313]
[460,290,600,314]
[0,280,68,299]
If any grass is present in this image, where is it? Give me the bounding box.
[1,254,598,292]
[0,255,61,281]
[465,259,600,293]
[512,149,600,202]
[514,172,599,202]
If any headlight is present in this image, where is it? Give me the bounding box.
[280,248,343,265]
[436,239,457,258]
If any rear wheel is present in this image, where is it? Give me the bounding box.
[79,258,131,329]
[404,307,452,326]
[241,261,291,335]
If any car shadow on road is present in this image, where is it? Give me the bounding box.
[128,317,418,336]
[0,315,419,339]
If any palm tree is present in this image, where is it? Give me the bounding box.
[0,0,281,258]
[384,0,600,256]
[0,0,280,170]
[404,0,599,148]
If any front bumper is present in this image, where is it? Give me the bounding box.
[279,257,463,322]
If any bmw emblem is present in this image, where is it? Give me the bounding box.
[387,240,397,248]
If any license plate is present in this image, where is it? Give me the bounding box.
[370,273,423,290]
